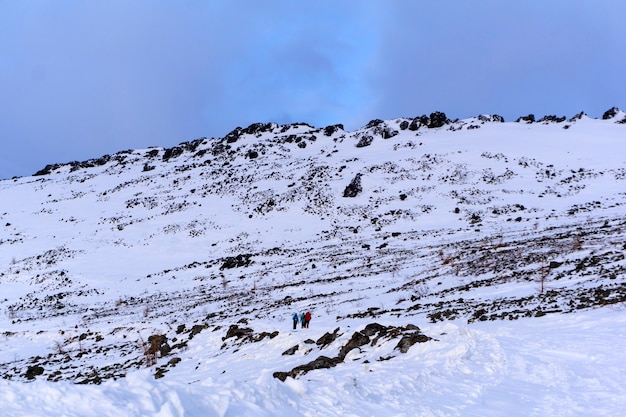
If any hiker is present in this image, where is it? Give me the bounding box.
[304,311,312,328]
[300,312,306,329]
[292,312,299,330]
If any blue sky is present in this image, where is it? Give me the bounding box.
[1,0,624,179]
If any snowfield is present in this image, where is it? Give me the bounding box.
[1,109,625,416]
[1,310,625,416]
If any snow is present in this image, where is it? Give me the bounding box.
[0,113,625,416]
[1,310,624,416]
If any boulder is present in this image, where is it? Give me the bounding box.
[395,332,431,353]
[338,331,370,360]
[316,327,340,348]
[25,365,44,380]
[343,174,363,198]
[356,135,374,148]
[428,111,449,128]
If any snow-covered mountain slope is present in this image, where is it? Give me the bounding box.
[1,109,625,416]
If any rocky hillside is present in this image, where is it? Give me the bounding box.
[1,108,625,385]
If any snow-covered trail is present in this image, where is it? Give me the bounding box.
[1,309,623,417]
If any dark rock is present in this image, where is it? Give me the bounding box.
[282,345,299,356]
[162,146,184,161]
[365,119,384,128]
[189,324,207,339]
[179,139,204,152]
[516,114,535,123]
[224,127,243,143]
[602,107,621,120]
[362,323,388,337]
[168,357,181,367]
[154,367,168,379]
[25,365,44,380]
[478,114,504,123]
[147,334,171,357]
[273,356,341,381]
[220,254,253,269]
[399,120,409,130]
[33,164,62,176]
[539,115,566,123]
[381,127,398,139]
[272,371,291,382]
[408,119,421,131]
[338,331,370,360]
[211,142,231,156]
[343,174,363,198]
[428,111,449,128]
[356,135,374,148]
[395,332,431,353]
[255,331,279,341]
[223,324,254,341]
[316,327,340,348]
[242,122,274,136]
[323,124,344,136]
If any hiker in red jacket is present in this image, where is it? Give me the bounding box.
[304,311,312,328]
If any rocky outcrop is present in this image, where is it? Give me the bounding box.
[273,323,432,381]
[602,107,621,120]
[323,124,344,136]
[428,111,449,128]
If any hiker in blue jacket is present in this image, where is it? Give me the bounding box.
[292,312,299,330]
[300,312,306,329]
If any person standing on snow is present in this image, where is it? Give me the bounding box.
[292,312,299,330]
[300,312,306,329]
[304,311,312,328]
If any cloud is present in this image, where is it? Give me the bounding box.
[1,1,386,178]
[0,0,624,179]
[369,1,626,121]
